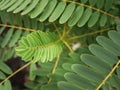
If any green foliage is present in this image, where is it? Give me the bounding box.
[15,31,63,62]
[58,29,120,90]
[0,61,12,90]
[0,0,117,27]
[0,0,120,90]
[0,80,12,90]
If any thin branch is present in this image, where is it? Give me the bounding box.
[0,61,34,85]
[66,27,73,34]
[66,1,120,20]
[52,23,61,37]
[67,27,114,40]
[47,53,61,84]
[96,60,120,90]
[61,23,67,38]
[38,39,62,49]
[0,23,36,32]
[59,24,73,53]
[63,23,67,36]
[63,40,73,53]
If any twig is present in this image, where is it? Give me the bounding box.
[66,1,120,20]
[96,60,120,90]
[0,23,36,32]
[53,23,61,37]
[67,27,114,40]
[63,40,73,53]
[47,53,61,84]
[0,61,34,85]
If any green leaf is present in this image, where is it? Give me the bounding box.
[81,54,111,75]
[15,31,63,62]
[59,3,76,24]
[0,27,5,35]
[58,81,80,90]
[110,75,120,89]
[64,73,96,89]
[8,12,15,25]
[4,80,12,90]
[96,36,120,56]
[88,11,100,27]
[105,0,113,11]
[68,6,84,27]
[89,0,97,6]
[96,0,104,9]
[0,62,12,74]
[21,0,39,15]
[9,30,22,47]
[89,44,118,66]
[30,0,49,18]
[49,1,66,22]
[0,11,7,23]
[0,0,5,6]
[108,31,120,47]
[62,63,72,71]
[33,69,49,76]
[39,62,54,70]
[41,83,58,90]
[72,64,104,84]
[31,19,38,29]
[0,85,4,90]
[117,25,120,32]
[0,50,6,61]
[55,68,66,77]
[24,82,37,89]
[0,0,10,9]
[4,48,15,61]
[7,0,24,12]
[0,71,6,79]
[117,67,120,79]
[69,52,81,62]
[77,8,92,27]
[59,30,120,90]
[77,46,90,54]
[29,63,37,80]
[81,0,87,3]
[23,16,31,28]
[99,14,107,27]
[39,0,57,22]
[13,0,31,13]
[0,0,16,10]
[15,13,23,26]
[1,28,14,48]
[102,84,111,90]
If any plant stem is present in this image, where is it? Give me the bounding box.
[66,1,120,20]
[62,23,67,37]
[53,23,61,37]
[47,53,61,84]
[66,27,73,35]
[0,23,36,32]
[67,27,114,40]
[63,40,73,53]
[96,60,120,90]
[0,61,34,85]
